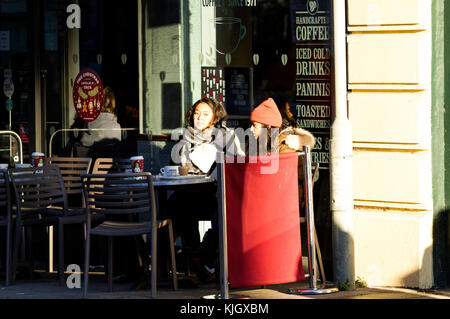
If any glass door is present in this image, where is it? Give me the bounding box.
[41,0,69,156]
[0,0,33,164]
[0,0,69,162]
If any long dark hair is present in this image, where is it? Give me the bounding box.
[245,124,279,156]
[102,86,117,115]
[273,95,295,129]
[185,97,228,128]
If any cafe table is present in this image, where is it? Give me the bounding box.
[124,172,216,282]
[151,173,216,218]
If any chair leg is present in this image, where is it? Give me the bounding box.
[107,236,113,292]
[25,226,33,280]
[150,229,157,298]
[167,220,178,290]
[58,221,65,286]
[5,217,12,286]
[313,226,326,285]
[82,233,91,298]
[11,220,22,285]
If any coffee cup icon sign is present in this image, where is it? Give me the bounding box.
[307,0,319,15]
[214,17,246,55]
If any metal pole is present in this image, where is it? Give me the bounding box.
[202,151,229,299]
[330,0,355,289]
[48,127,139,157]
[290,148,338,295]
[303,146,317,290]
[8,110,12,161]
[0,130,23,164]
[217,152,229,299]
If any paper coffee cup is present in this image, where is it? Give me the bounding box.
[178,166,189,176]
[32,152,45,167]
[130,156,144,173]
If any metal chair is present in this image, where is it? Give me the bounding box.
[44,157,94,279]
[9,166,89,285]
[114,158,132,172]
[90,158,115,174]
[91,157,130,174]
[81,172,177,298]
[0,170,13,285]
[44,157,92,206]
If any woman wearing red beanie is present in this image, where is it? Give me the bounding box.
[248,96,316,206]
[248,97,283,155]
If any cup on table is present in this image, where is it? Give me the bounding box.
[130,156,144,173]
[160,165,179,177]
[31,152,45,167]
[16,163,32,168]
[178,165,189,176]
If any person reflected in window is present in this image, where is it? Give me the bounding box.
[79,87,122,148]
[74,87,122,158]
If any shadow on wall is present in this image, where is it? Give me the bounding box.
[433,209,450,287]
[401,208,449,289]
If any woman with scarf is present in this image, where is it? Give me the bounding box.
[166,98,243,281]
[175,98,231,176]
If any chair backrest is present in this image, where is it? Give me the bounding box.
[45,157,92,195]
[91,158,114,174]
[114,158,131,172]
[10,166,68,217]
[91,158,131,174]
[81,172,156,222]
[0,169,11,219]
[223,152,305,289]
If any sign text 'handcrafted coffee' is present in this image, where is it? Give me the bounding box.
[290,0,332,168]
[72,69,104,122]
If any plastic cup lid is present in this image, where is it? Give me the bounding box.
[130,156,144,160]
[32,152,45,157]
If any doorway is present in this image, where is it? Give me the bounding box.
[78,0,139,130]
[0,0,69,161]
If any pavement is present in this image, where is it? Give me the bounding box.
[0,271,449,318]
[0,271,449,300]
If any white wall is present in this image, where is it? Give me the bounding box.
[347,0,433,288]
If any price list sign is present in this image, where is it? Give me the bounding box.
[290,0,332,168]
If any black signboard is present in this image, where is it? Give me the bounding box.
[201,67,226,103]
[201,66,252,116]
[225,67,251,116]
[290,0,332,168]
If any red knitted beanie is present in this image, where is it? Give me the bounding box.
[250,98,282,128]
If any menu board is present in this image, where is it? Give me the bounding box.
[72,69,104,122]
[201,67,252,117]
[201,67,226,103]
[225,67,251,116]
[290,0,332,168]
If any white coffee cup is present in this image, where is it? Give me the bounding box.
[0,163,8,169]
[160,165,179,177]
